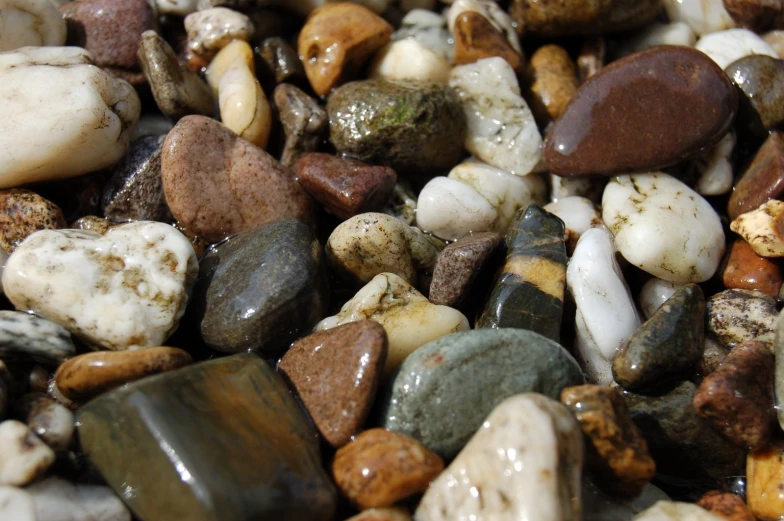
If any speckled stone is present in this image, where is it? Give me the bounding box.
[452,11,523,72]
[544,46,737,177]
[697,491,755,521]
[727,131,784,220]
[54,347,192,403]
[613,285,705,391]
[509,0,662,37]
[523,44,580,126]
[0,311,74,366]
[295,153,397,220]
[327,80,466,175]
[273,84,329,169]
[277,321,387,448]
[726,55,784,137]
[378,328,584,459]
[70,215,114,235]
[13,393,74,451]
[722,239,783,298]
[731,200,784,257]
[700,337,730,377]
[707,289,777,349]
[257,37,306,87]
[193,219,327,356]
[0,189,65,254]
[77,354,337,521]
[332,428,443,510]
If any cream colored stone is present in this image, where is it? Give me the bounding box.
[0,0,66,51]
[369,39,451,84]
[662,0,735,36]
[205,39,254,95]
[544,196,606,252]
[696,28,778,69]
[632,501,725,521]
[764,31,784,59]
[0,420,54,486]
[156,0,198,15]
[695,132,735,196]
[27,477,131,521]
[0,486,35,521]
[639,278,685,319]
[218,59,271,148]
[185,7,254,58]
[730,200,784,258]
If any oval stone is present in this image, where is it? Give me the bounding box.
[544,46,737,177]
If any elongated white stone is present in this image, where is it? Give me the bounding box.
[0,0,66,51]
[0,420,54,486]
[695,132,735,196]
[369,39,451,84]
[696,28,778,69]
[27,477,131,521]
[662,0,735,36]
[218,58,271,148]
[0,47,140,188]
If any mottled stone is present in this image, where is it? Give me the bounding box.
[697,491,755,521]
[277,322,387,448]
[0,420,54,486]
[70,216,114,235]
[452,11,522,72]
[544,47,737,177]
[509,0,662,37]
[726,56,784,138]
[379,328,584,459]
[0,311,74,366]
[26,477,131,521]
[54,347,192,403]
[523,44,580,126]
[274,84,329,169]
[707,289,777,349]
[13,393,73,451]
[727,131,784,220]
[0,0,66,51]
[722,239,783,298]
[633,502,726,521]
[0,189,65,254]
[257,37,306,87]
[77,354,337,521]
[477,205,567,342]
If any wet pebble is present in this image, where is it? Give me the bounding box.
[726,55,784,137]
[13,393,74,451]
[257,37,306,87]
[730,199,784,257]
[26,477,131,521]
[747,439,784,519]
[638,278,684,319]
[274,83,329,169]
[696,28,778,69]
[0,0,66,51]
[523,44,580,126]
[451,11,522,73]
[662,0,735,35]
[0,419,54,486]
[727,131,784,220]
[184,7,253,60]
[722,239,783,298]
[707,288,777,349]
[0,311,75,366]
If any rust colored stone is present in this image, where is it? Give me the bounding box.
[697,491,756,521]
[722,239,783,298]
[747,439,784,520]
[728,132,784,220]
[524,44,580,125]
[453,11,523,72]
[0,189,65,253]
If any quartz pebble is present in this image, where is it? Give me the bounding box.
[0,0,66,51]
[0,189,65,254]
[727,131,784,220]
[0,311,74,366]
[274,84,329,169]
[707,289,777,349]
[730,200,784,257]
[722,239,783,298]
[185,7,254,59]
[697,491,755,521]
[638,278,684,319]
[694,132,736,197]
[543,196,605,253]
[26,477,131,521]
[746,440,784,520]
[633,501,726,521]
[0,420,54,486]
[662,0,736,35]
[523,44,580,125]
[369,39,451,84]
[696,28,778,69]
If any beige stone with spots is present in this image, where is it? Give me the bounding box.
[730,200,784,257]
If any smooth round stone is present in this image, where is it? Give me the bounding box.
[0,189,65,254]
[369,39,451,84]
[696,28,778,69]
[544,47,737,177]
[54,347,192,403]
[694,131,736,196]
[0,311,74,366]
[0,0,66,51]
[727,131,784,220]
[445,0,521,56]
[14,393,74,451]
[509,0,661,37]
[523,44,580,125]
[723,239,783,298]
[543,196,605,251]
[378,328,584,459]
[725,55,784,136]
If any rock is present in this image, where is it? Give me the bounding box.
[26,477,131,521]
[194,219,327,356]
[445,0,521,57]
[561,385,655,498]
[622,381,746,481]
[277,322,387,448]
[638,278,684,319]
[775,310,784,430]
[13,393,73,451]
[257,37,306,87]
[383,183,418,225]
[3,222,198,351]
[392,8,452,61]
[727,131,784,220]
[696,28,778,69]
[132,114,173,141]
[544,47,737,177]
[415,393,583,521]
[316,273,467,376]
[369,39,451,84]
[205,37,254,93]
[694,132,736,197]
[156,0,197,14]
[452,11,522,72]
[578,36,606,83]
[725,0,784,32]
[54,347,192,403]
[345,508,412,521]
[567,228,641,384]
[0,0,66,51]
[295,153,397,220]
[332,428,443,509]
[77,354,337,521]
[0,311,74,366]
[429,232,503,309]
[697,491,755,521]
[632,501,726,521]
[0,420,54,486]
[584,479,671,521]
[449,57,543,176]
[0,486,35,521]
[162,115,314,243]
[509,0,661,37]
[185,7,253,59]
[274,84,329,169]
[731,199,784,257]
[326,213,439,287]
[0,189,65,254]
[0,47,140,188]
[723,239,783,298]
[477,205,567,342]
[726,56,784,137]
[700,337,731,376]
[70,216,114,235]
[603,173,725,283]
[765,30,784,57]
[613,285,705,391]
[694,341,774,451]
[707,289,777,349]
[298,3,392,96]
[544,196,605,253]
[327,79,466,175]
[662,0,735,35]
[378,328,584,459]
[523,44,580,125]
[747,440,784,520]
[617,22,697,57]
[551,174,606,205]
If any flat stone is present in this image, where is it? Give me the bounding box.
[162,115,314,243]
[544,47,737,177]
[273,84,329,169]
[54,347,192,403]
[26,477,131,521]
[0,420,54,486]
[0,189,65,254]
[77,354,336,521]
[747,439,784,520]
[561,385,656,498]
[416,394,582,521]
[295,153,397,220]
[726,55,784,137]
[277,322,387,448]
[2,223,198,351]
[523,44,579,125]
[0,0,66,51]
[257,37,306,87]
[509,0,662,37]
[722,239,783,298]
[697,491,755,521]
[0,311,74,366]
[378,328,584,459]
[477,205,567,342]
[727,131,784,220]
[452,11,522,72]
[13,393,74,451]
[332,428,443,509]
[633,501,726,521]
[707,289,777,349]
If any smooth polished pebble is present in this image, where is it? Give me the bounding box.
[0,486,35,521]
[14,393,74,451]
[369,39,451,84]
[509,0,661,37]
[0,420,54,486]
[723,239,784,298]
[727,131,784,220]
[217,54,272,148]
[523,44,580,125]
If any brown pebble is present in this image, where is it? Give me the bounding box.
[723,0,784,32]
[747,439,784,520]
[728,131,784,220]
[332,428,444,510]
[697,491,756,521]
[0,189,66,253]
[509,0,661,37]
[523,44,580,125]
[722,239,783,298]
[278,321,388,448]
[453,11,523,73]
[54,347,192,402]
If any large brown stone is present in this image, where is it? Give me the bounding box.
[509,0,662,37]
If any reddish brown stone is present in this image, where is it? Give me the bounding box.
[723,0,784,32]
[693,341,775,451]
[697,491,756,521]
[294,153,397,220]
[728,132,784,220]
[277,321,388,448]
[453,11,523,72]
[722,239,783,298]
[0,189,66,254]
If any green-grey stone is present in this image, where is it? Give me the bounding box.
[477,205,566,342]
[612,284,705,391]
[378,328,584,459]
[77,354,336,521]
[327,79,466,175]
[192,219,328,356]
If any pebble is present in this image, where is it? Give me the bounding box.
[138,31,216,120]
[70,215,114,235]
[392,8,452,60]
[156,0,197,15]
[775,309,784,430]
[727,131,784,220]
[603,173,726,283]
[726,56,784,138]
[696,28,778,69]
[26,477,131,521]
[725,0,784,31]
[613,284,705,391]
[204,38,253,94]
[638,278,684,319]
[378,328,584,459]
[257,37,306,87]
[561,385,656,498]
[0,486,35,521]
[697,491,755,521]
[277,322,387,448]
[477,205,567,342]
[617,22,698,57]
[298,3,393,96]
[162,115,314,243]
[346,508,412,521]
[0,0,66,51]
[747,440,784,520]
[13,393,73,451]
[274,83,329,169]
[578,36,606,83]
[700,337,731,376]
[523,44,580,126]
[54,347,192,403]
[218,52,272,148]
[722,239,783,298]
[544,47,737,177]
[295,153,397,220]
[584,480,671,521]
[0,189,65,254]
[0,420,54,486]
[383,183,418,226]
[662,0,736,35]
[0,47,140,188]
[694,132,736,197]
[731,200,784,257]
[415,394,583,521]
[508,0,661,37]
[449,57,543,176]
[452,11,522,73]
[327,80,466,174]
[567,228,641,384]
[77,354,337,521]
[332,428,444,509]
[131,114,173,141]
[0,311,75,366]
[3,222,198,351]
[369,38,451,84]
[316,273,467,376]
[445,0,521,57]
[326,213,439,286]
[0,361,8,419]
[185,7,254,59]
[194,219,327,356]
[544,196,605,253]
[632,501,726,521]
[551,174,606,204]
[707,289,777,349]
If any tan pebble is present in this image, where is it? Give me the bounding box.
[524,44,580,125]
[764,31,784,59]
[0,189,65,253]
[747,439,784,520]
[218,59,272,148]
[453,11,523,72]
[730,200,784,257]
[205,39,255,95]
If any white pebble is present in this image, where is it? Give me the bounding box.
[185,7,254,58]
[618,22,697,56]
[27,477,131,521]
[416,177,496,241]
[0,0,66,51]
[694,132,736,196]
[632,501,725,521]
[662,0,735,36]
[394,8,452,60]
[0,420,54,486]
[369,39,451,84]
[696,28,778,69]
[639,278,685,319]
[544,196,606,249]
[0,486,35,521]
[156,0,198,15]
[730,200,784,257]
